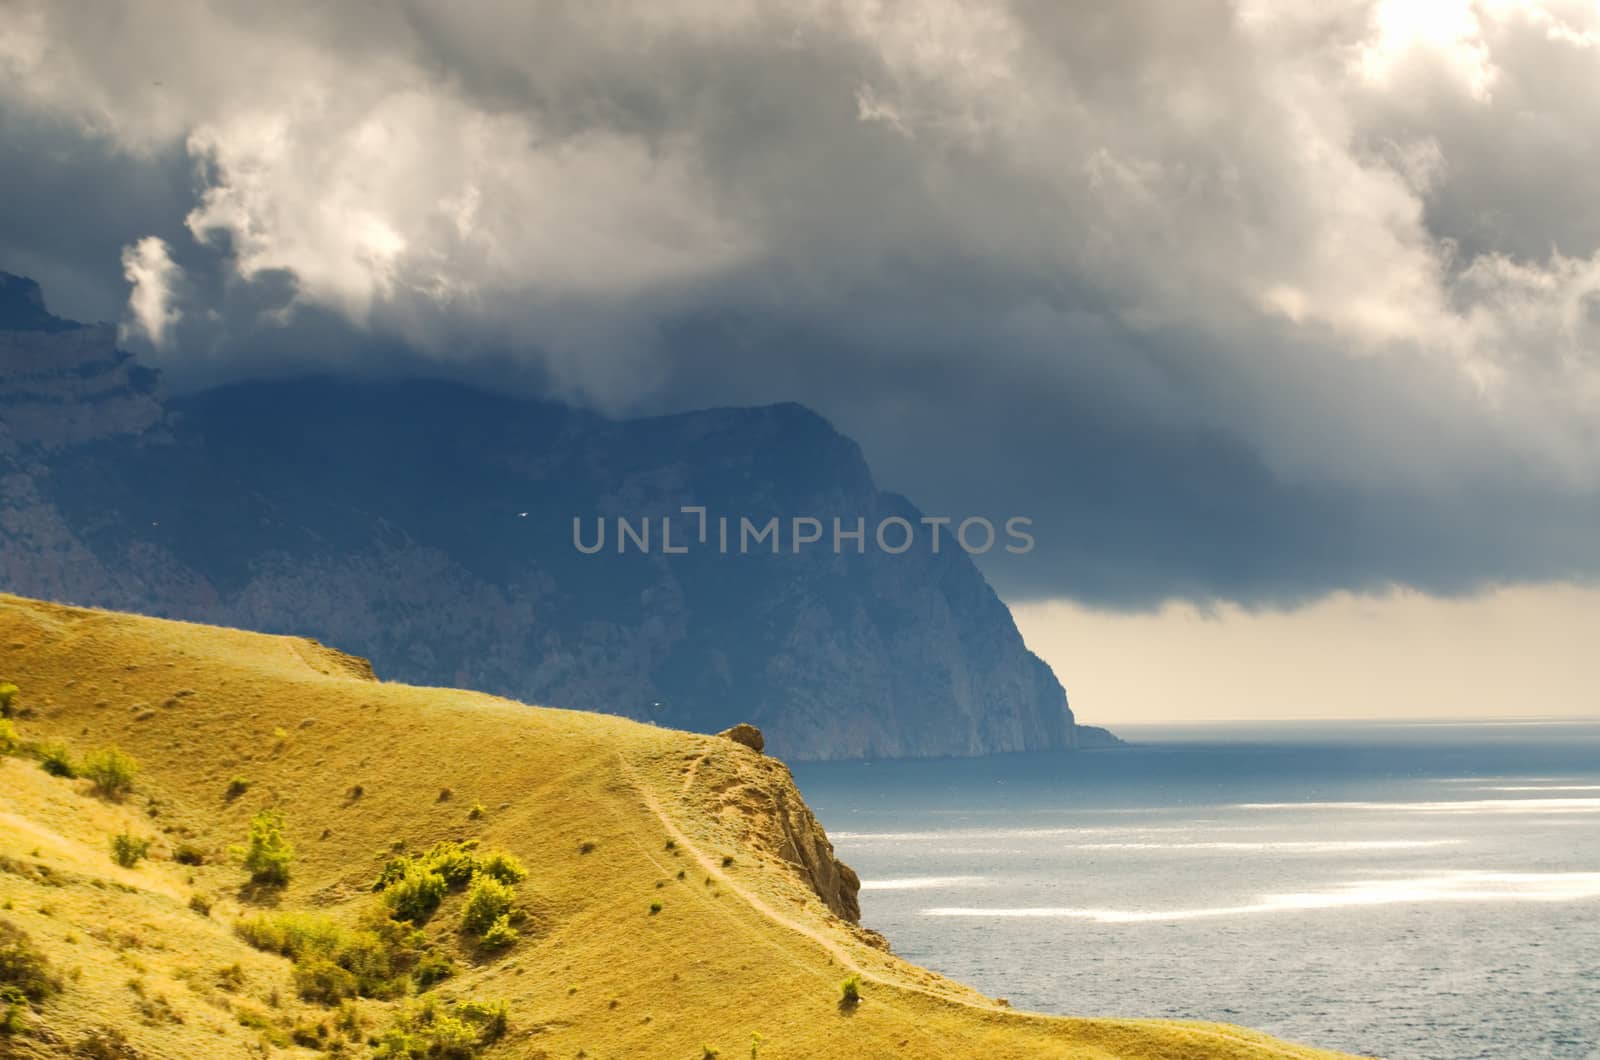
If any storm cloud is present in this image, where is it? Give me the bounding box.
[2,0,1598,604]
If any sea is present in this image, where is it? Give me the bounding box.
[790,720,1600,1060]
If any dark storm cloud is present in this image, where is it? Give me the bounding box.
[2,0,1598,605]
[0,107,195,322]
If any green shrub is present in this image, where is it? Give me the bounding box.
[188,893,213,917]
[234,809,293,886]
[236,910,425,1002]
[0,920,59,1005]
[839,975,861,1006]
[224,777,250,800]
[236,911,346,958]
[38,744,75,778]
[0,683,17,717]
[384,864,447,924]
[648,900,663,915]
[374,841,522,925]
[413,950,454,988]
[293,957,360,1004]
[109,832,151,868]
[335,1000,364,1036]
[459,874,515,937]
[476,851,526,885]
[290,1020,328,1048]
[0,718,17,756]
[375,841,468,891]
[374,1014,478,1058]
[372,996,507,1059]
[173,842,205,866]
[82,747,138,799]
[478,915,518,950]
[456,998,508,1042]
[2,995,24,1036]
[426,843,481,887]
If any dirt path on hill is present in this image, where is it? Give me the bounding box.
[620,753,866,978]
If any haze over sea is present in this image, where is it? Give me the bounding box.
[793,721,1600,1060]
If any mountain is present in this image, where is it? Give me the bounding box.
[0,592,1347,1059]
[0,273,1110,760]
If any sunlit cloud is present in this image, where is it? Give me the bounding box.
[119,235,181,348]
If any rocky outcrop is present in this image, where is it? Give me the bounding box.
[0,273,1094,761]
[692,747,862,923]
[716,723,766,753]
[772,776,861,923]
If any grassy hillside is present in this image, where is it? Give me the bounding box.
[0,593,1358,1059]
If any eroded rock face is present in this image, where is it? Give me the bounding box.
[763,777,862,923]
[700,750,862,923]
[716,723,765,753]
[0,273,1082,761]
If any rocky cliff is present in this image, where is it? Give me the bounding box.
[0,273,1088,760]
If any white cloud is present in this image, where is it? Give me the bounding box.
[119,236,182,348]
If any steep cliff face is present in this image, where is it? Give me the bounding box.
[0,274,1083,760]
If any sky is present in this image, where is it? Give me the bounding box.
[1,1,1596,721]
[1014,584,1598,723]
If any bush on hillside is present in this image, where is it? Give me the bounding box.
[109,832,151,868]
[38,744,75,778]
[476,851,526,885]
[0,719,17,756]
[235,809,294,886]
[455,998,508,1041]
[373,841,525,928]
[478,915,518,950]
[384,863,447,925]
[81,747,138,799]
[459,875,515,937]
[0,683,17,718]
[293,958,360,1004]
[371,996,508,1059]
[0,920,59,1007]
[236,910,425,1002]
[839,975,862,1006]
[413,951,455,988]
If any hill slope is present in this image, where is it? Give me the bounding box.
[0,594,1350,1059]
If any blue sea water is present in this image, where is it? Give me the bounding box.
[790,721,1600,1060]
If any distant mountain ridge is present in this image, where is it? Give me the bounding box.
[0,272,1111,759]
